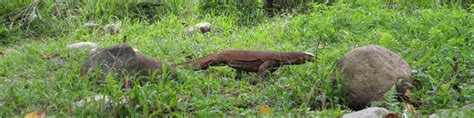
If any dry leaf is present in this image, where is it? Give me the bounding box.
[317,43,325,49]
[405,102,417,112]
[122,76,129,89]
[384,113,398,118]
[42,53,60,59]
[404,89,412,100]
[24,112,45,118]
[259,105,271,115]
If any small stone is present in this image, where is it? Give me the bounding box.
[195,22,211,33]
[185,22,214,35]
[83,22,101,30]
[74,95,112,108]
[72,95,129,112]
[336,45,412,110]
[103,23,121,34]
[339,107,397,118]
[66,42,98,51]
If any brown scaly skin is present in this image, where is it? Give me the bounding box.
[178,50,315,79]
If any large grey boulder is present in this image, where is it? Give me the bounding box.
[336,45,413,110]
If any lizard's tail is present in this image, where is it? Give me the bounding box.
[171,52,201,67]
[171,52,218,69]
[171,60,193,67]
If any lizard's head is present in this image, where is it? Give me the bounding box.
[283,52,315,64]
[301,52,315,62]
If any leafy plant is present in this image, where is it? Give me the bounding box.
[370,85,402,113]
[0,24,8,44]
[199,0,265,26]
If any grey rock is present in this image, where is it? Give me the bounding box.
[195,22,211,33]
[186,22,212,35]
[83,22,101,30]
[336,45,412,110]
[66,42,98,51]
[340,107,397,118]
[72,95,128,112]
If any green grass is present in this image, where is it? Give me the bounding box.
[0,0,473,117]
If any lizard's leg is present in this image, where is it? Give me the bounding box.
[258,60,278,80]
[235,69,248,80]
